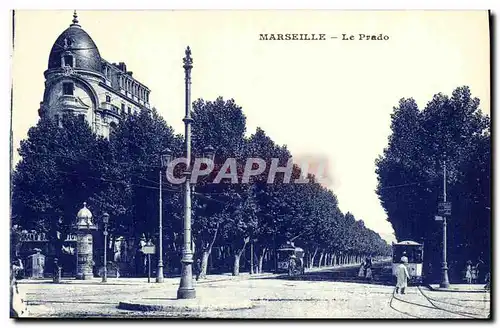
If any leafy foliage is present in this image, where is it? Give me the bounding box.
[12,97,391,276]
[375,86,491,281]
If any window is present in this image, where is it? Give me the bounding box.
[109,122,117,135]
[63,82,74,95]
[78,114,85,122]
[63,55,74,67]
[54,114,60,126]
[121,103,125,116]
[127,106,132,115]
[106,95,111,103]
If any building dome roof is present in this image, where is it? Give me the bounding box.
[76,202,93,220]
[47,11,102,73]
[75,201,97,230]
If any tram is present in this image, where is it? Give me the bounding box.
[277,241,305,276]
[392,240,424,284]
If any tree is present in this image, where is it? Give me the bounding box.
[376,86,490,281]
[12,115,110,268]
[191,97,249,277]
[107,108,183,273]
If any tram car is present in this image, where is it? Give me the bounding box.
[392,240,424,284]
[277,241,305,275]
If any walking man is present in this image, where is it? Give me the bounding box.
[395,256,410,294]
[10,258,26,317]
[195,258,202,281]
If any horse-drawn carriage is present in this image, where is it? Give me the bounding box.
[277,241,305,276]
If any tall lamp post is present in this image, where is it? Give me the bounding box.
[176,46,196,299]
[166,46,216,299]
[157,149,172,283]
[102,212,110,283]
[440,159,450,288]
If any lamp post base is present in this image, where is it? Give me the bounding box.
[156,264,164,283]
[177,287,196,299]
[440,264,450,288]
[177,259,196,299]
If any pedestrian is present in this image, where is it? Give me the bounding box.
[10,258,26,317]
[195,258,202,281]
[401,252,408,264]
[288,254,297,276]
[465,260,473,284]
[475,257,484,284]
[395,256,410,295]
[358,261,365,278]
[53,258,62,283]
[425,263,433,284]
[365,257,373,281]
[484,272,490,290]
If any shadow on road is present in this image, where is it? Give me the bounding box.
[258,262,396,286]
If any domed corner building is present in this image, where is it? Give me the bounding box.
[39,11,152,138]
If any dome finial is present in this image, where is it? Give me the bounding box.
[71,10,80,27]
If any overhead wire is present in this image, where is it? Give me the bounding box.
[377,179,437,191]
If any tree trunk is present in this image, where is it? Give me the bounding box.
[318,252,324,268]
[199,224,219,279]
[200,250,210,278]
[310,248,319,268]
[258,247,267,274]
[232,237,250,276]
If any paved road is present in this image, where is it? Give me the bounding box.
[18,263,491,319]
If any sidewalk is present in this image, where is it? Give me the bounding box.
[17,263,364,287]
[427,283,489,293]
[18,271,277,286]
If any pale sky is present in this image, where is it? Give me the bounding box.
[11,10,490,243]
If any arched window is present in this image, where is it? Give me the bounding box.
[109,121,117,135]
[63,82,74,95]
[62,53,74,67]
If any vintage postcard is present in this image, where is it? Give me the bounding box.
[9,10,491,319]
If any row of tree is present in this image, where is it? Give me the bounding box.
[375,86,491,282]
[12,96,391,277]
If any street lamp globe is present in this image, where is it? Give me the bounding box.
[203,145,216,162]
[102,212,110,225]
[161,148,173,169]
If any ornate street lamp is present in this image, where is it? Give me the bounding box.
[440,159,450,288]
[102,212,110,283]
[177,46,196,299]
[157,148,172,283]
[202,145,216,163]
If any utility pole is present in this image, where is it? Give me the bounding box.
[440,159,450,288]
[250,241,254,274]
[156,169,164,283]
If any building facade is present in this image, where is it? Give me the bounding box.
[39,11,151,138]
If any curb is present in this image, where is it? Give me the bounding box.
[117,298,254,313]
[425,284,489,293]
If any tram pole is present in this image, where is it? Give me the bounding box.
[440,159,450,288]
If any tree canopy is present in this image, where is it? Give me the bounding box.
[375,86,490,281]
[12,97,391,276]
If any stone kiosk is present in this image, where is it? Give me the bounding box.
[26,249,45,279]
[75,202,97,280]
